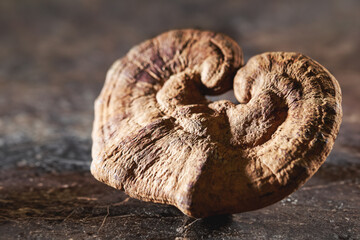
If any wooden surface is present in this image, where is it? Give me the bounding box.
[0,0,359,239]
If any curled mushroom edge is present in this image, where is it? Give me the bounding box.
[91,29,342,218]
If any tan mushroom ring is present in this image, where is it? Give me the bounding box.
[91,29,342,218]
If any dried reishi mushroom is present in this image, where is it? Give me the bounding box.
[91,29,342,218]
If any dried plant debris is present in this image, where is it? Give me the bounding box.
[91,29,342,218]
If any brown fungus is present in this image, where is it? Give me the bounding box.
[91,29,342,218]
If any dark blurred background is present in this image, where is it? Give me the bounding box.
[0,1,359,239]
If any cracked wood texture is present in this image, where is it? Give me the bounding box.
[91,29,342,218]
[0,0,359,239]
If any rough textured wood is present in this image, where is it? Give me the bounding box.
[91,30,342,217]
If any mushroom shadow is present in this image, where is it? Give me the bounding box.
[177,214,233,238]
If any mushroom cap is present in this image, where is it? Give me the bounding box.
[91,29,342,218]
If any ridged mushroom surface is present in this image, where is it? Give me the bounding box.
[91,29,342,218]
